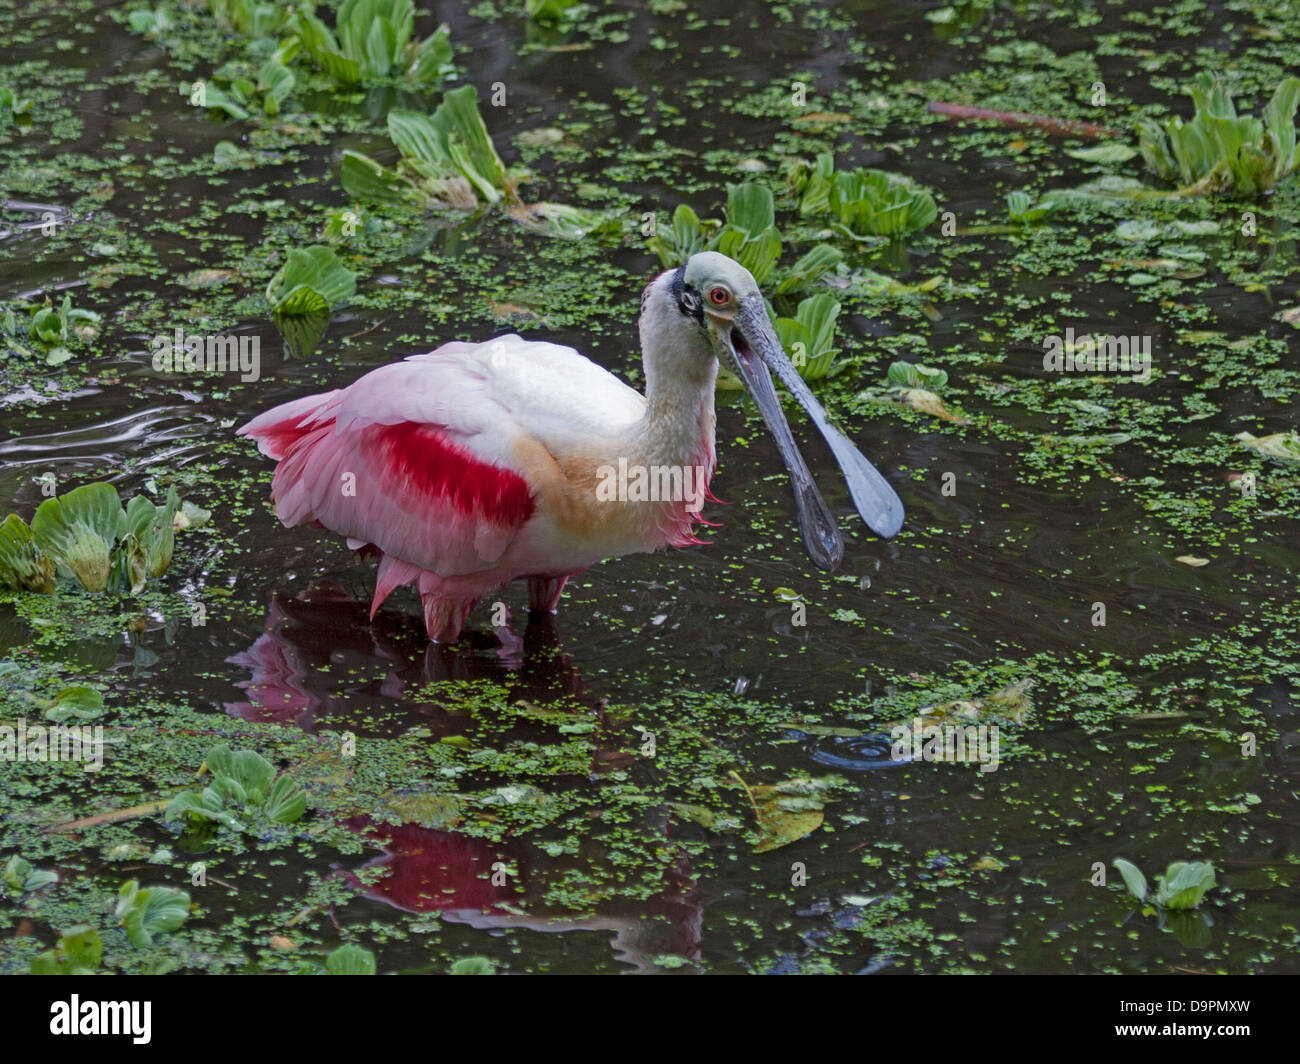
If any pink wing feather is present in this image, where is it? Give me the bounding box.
[238,342,539,615]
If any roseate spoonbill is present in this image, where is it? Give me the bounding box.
[239,252,903,642]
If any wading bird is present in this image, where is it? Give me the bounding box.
[239,252,903,642]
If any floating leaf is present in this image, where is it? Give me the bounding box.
[1154,860,1215,910]
[43,686,106,722]
[266,245,357,316]
[4,855,58,894]
[1005,190,1062,225]
[525,0,578,20]
[1066,143,1138,164]
[30,483,126,593]
[887,361,949,391]
[1236,430,1300,463]
[164,743,307,831]
[30,925,101,975]
[115,879,191,947]
[175,500,213,531]
[774,293,840,380]
[747,775,832,853]
[793,154,937,238]
[449,956,495,974]
[326,943,377,974]
[1137,72,1300,194]
[0,514,56,593]
[1112,858,1148,902]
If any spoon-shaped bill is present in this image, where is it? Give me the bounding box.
[734,296,904,540]
[723,309,845,570]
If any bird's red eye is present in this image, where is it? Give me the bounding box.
[708,287,729,306]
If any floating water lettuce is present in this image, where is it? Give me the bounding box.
[208,0,296,39]
[342,86,615,239]
[1137,73,1300,195]
[1005,190,1062,225]
[3,294,102,365]
[0,514,56,593]
[200,49,299,119]
[449,956,495,974]
[881,361,967,423]
[266,245,357,316]
[525,0,578,20]
[791,154,938,239]
[4,854,59,895]
[41,685,107,723]
[120,487,180,593]
[647,182,843,294]
[295,0,453,85]
[774,294,841,380]
[164,743,308,832]
[1065,142,1138,165]
[1,483,197,595]
[0,86,33,133]
[126,4,175,37]
[326,943,377,974]
[115,879,192,947]
[30,925,101,975]
[1236,430,1300,463]
[887,361,949,391]
[29,483,126,593]
[1112,858,1216,910]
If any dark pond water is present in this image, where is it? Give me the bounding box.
[1,0,1297,973]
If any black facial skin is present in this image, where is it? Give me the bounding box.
[670,265,705,324]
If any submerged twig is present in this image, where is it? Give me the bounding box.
[928,102,1121,140]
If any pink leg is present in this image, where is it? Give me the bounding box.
[420,593,477,643]
[527,573,573,613]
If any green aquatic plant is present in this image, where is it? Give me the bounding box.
[1005,189,1062,225]
[1236,429,1300,462]
[325,943,377,974]
[266,244,358,316]
[163,743,308,832]
[295,0,453,86]
[127,4,175,37]
[187,47,297,121]
[115,879,192,947]
[1137,72,1300,195]
[342,86,615,239]
[1112,858,1216,911]
[0,483,193,595]
[647,182,843,294]
[791,154,938,239]
[31,925,102,975]
[342,89,510,209]
[29,483,126,594]
[880,361,966,423]
[2,294,101,366]
[0,85,33,133]
[120,487,180,592]
[449,956,495,974]
[4,854,59,896]
[208,0,296,39]
[773,294,841,380]
[887,361,949,391]
[0,515,56,593]
[525,0,579,20]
